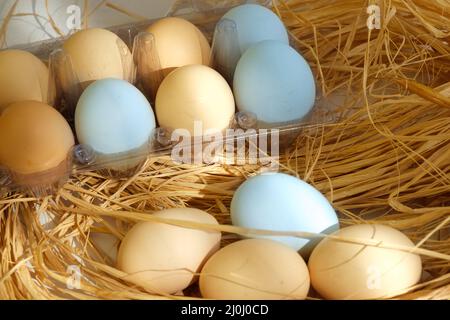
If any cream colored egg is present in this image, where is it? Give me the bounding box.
[155,65,235,135]
[0,50,49,111]
[117,208,221,295]
[197,29,211,66]
[146,17,210,77]
[199,239,310,300]
[63,28,133,87]
[308,224,422,300]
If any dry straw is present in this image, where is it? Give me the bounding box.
[0,0,449,299]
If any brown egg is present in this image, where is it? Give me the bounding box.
[0,50,49,111]
[308,224,423,300]
[63,28,133,87]
[146,17,211,77]
[117,208,221,295]
[0,101,74,174]
[199,239,310,300]
[155,65,235,135]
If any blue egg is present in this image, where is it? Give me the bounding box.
[220,4,289,54]
[75,79,156,155]
[230,173,339,257]
[212,4,289,81]
[233,40,316,126]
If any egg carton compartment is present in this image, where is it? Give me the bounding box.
[0,0,338,197]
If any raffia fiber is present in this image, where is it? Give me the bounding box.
[0,0,449,299]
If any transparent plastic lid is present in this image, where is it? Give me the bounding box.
[0,0,335,197]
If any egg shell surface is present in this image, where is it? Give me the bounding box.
[117,208,221,295]
[155,65,235,135]
[219,4,288,54]
[0,101,74,174]
[0,50,49,111]
[230,173,339,255]
[63,28,132,85]
[308,224,423,300]
[146,17,211,75]
[199,239,310,300]
[234,40,316,125]
[75,78,156,155]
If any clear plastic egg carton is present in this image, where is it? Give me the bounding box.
[0,0,336,197]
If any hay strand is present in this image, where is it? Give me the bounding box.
[0,0,18,48]
[0,0,449,300]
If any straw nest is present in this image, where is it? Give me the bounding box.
[0,0,449,300]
